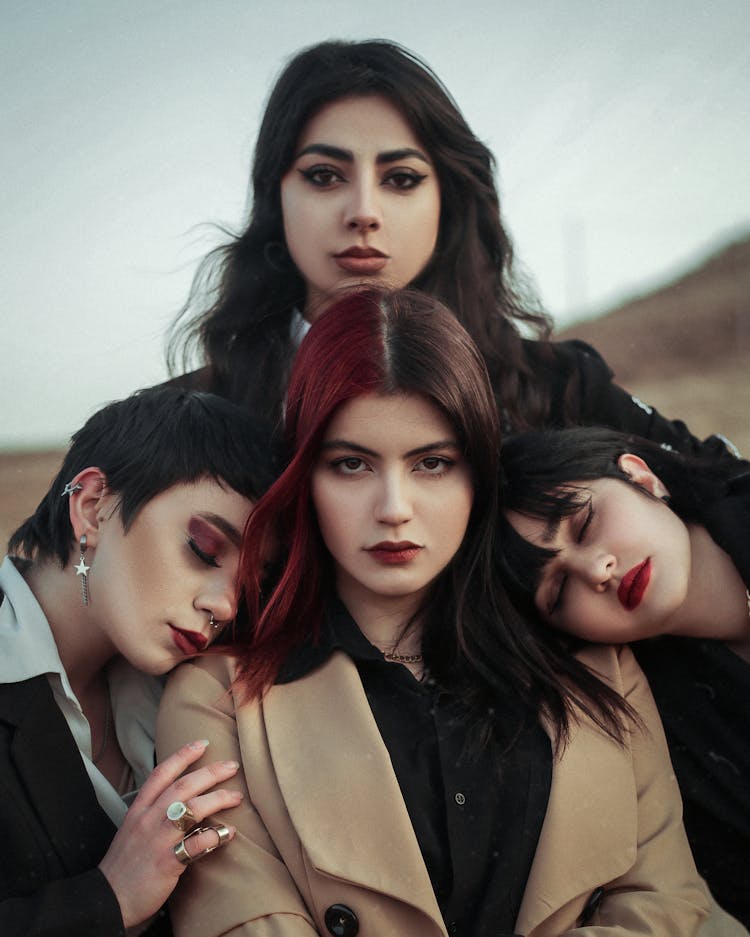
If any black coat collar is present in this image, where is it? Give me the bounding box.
[0,675,116,875]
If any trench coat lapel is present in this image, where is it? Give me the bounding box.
[515,711,637,935]
[262,652,447,934]
[0,676,115,874]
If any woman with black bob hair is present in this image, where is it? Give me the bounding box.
[167,38,737,461]
[498,425,750,927]
[159,290,714,936]
[1,387,277,936]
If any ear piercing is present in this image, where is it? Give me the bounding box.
[62,481,83,497]
[75,534,90,606]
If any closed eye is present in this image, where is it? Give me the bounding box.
[548,573,567,617]
[577,499,594,541]
[547,499,593,616]
[188,538,220,568]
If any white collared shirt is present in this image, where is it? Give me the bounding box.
[0,555,162,826]
[290,307,311,348]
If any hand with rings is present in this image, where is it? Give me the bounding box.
[97,739,242,930]
[166,799,231,864]
[173,823,232,864]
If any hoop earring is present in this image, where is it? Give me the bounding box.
[74,535,90,606]
[263,240,294,273]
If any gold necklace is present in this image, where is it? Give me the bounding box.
[384,650,423,663]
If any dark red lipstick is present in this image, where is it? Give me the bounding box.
[617,559,651,611]
[334,246,389,275]
[366,540,422,564]
[170,626,208,655]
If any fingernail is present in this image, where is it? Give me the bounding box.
[189,739,210,750]
[223,760,240,770]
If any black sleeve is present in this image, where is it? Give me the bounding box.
[1,869,124,937]
[560,339,743,462]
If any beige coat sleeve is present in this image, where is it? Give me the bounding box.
[552,645,712,936]
[156,660,318,937]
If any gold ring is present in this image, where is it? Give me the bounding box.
[173,825,231,865]
[166,800,196,833]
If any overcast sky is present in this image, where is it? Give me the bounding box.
[2,0,749,448]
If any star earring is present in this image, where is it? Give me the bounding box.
[75,534,90,606]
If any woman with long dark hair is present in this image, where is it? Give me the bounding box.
[498,426,750,927]
[158,290,713,937]
[167,38,737,461]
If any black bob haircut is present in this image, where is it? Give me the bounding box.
[9,387,278,567]
[498,425,746,607]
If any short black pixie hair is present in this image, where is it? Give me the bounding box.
[9,386,278,566]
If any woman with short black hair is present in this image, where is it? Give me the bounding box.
[1,386,276,937]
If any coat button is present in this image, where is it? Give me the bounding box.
[324,904,359,937]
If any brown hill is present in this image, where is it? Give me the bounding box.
[557,233,750,456]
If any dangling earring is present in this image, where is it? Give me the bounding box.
[75,534,90,606]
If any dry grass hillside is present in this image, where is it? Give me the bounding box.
[2,234,749,549]
[556,233,750,457]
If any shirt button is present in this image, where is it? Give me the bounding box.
[454,792,466,806]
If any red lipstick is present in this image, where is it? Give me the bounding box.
[366,541,422,564]
[617,559,651,611]
[170,626,208,655]
[334,246,389,275]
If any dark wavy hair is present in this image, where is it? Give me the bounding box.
[233,289,631,748]
[167,38,552,430]
[9,387,278,567]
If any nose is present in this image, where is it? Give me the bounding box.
[344,177,382,233]
[374,472,412,527]
[571,549,616,591]
[196,571,238,630]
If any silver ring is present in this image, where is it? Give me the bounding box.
[166,800,196,833]
[173,824,231,865]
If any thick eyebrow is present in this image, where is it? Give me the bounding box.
[295,143,431,166]
[196,512,243,548]
[320,439,460,459]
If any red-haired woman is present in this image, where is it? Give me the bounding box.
[157,289,723,937]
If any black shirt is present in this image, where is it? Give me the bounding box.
[279,600,552,937]
[634,637,750,927]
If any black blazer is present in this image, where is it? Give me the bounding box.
[166,338,742,463]
[1,675,171,937]
[634,472,750,927]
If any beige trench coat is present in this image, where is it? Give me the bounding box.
[157,644,733,936]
